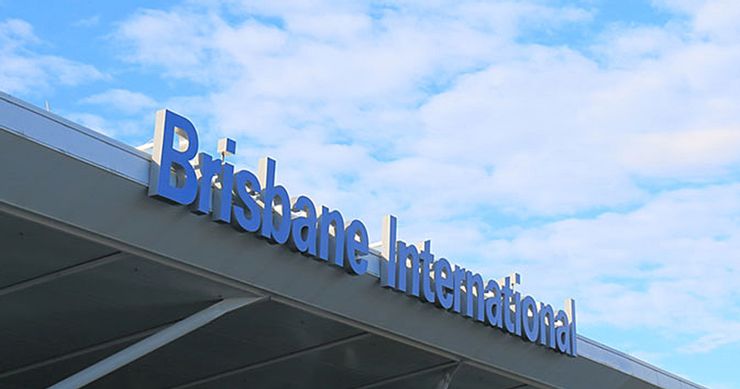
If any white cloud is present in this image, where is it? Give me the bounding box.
[682,323,740,354]
[0,18,37,47]
[64,112,110,134]
[483,184,740,343]
[621,129,740,178]
[82,88,158,115]
[681,0,740,41]
[0,18,106,95]
[73,15,100,28]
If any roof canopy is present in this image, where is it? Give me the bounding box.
[0,93,704,389]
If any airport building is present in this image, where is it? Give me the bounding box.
[0,92,705,388]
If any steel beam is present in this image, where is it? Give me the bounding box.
[172,332,372,389]
[435,362,461,389]
[0,251,124,297]
[351,361,459,389]
[48,296,267,389]
[0,322,169,379]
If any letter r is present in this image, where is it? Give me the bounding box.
[148,109,199,205]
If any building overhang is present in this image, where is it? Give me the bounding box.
[0,92,704,389]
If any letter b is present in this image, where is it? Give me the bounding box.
[148,109,199,205]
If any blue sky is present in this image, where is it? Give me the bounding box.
[2,1,739,387]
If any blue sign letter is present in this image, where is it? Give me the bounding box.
[148,109,199,205]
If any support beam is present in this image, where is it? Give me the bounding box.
[0,251,124,297]
[48,296,267,389]
[173,332,372,389]
[0,322,169,379]
[351,361,459,389]
[435,362,461,389]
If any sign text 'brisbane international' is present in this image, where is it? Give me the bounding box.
[147,109,578,357]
